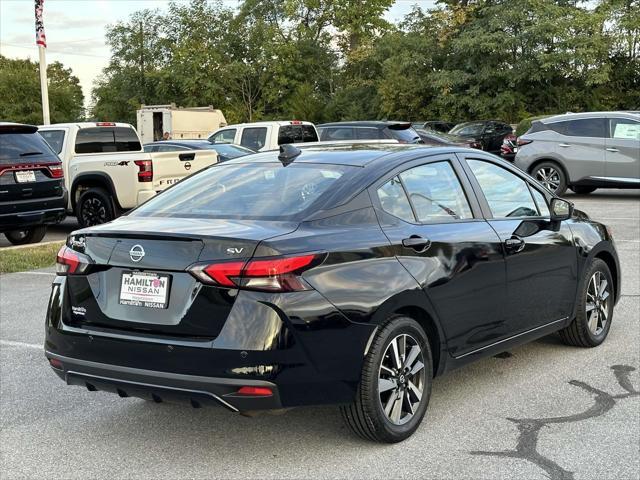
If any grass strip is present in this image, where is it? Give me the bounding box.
[0,241,63,274]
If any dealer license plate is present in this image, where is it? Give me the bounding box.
[15,170,36,183]
[119,271,170,309]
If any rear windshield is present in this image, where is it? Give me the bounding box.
[132,163,349,220]
[387,126,421,143]
[0,131,59,164]
[39,130,65,154]
[75,127,142,154]
[278,125,318,145]
[450,123,484,136]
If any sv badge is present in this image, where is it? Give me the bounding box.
[226,247,244,255]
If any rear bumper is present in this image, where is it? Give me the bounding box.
[46,351,282,411]
[0,189,67,231]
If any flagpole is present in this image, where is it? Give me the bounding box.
[35,0,50,125]
[38,44,50,125]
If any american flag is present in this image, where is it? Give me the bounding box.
[35,0,46,47]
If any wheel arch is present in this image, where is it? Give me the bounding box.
[593,249,619,304]
[70,173,121,211]
[528,157,570,183]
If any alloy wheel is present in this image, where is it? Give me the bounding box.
[535,167,561,192]
[81,197,107,226]
[378,334,426,425]
[586,271,610,335]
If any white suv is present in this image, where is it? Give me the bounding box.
[208,121,319,151]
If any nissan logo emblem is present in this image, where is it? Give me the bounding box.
[129,244,145,262]
[184,162,192,171]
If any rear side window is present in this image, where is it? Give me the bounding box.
[132,163,348,220]
[400,162,473,222]
[0,131,59,164]
[467,160,538,218]
[609,119,640,140]
[321,127,354,141]
[549,118,606,138]
[39,130,65,154]
[386,126,420,143]
[376,176,414,223]
[240,127,267,150]
[356,128,381,140]
[75,127,141,154]
[278,125,318,145]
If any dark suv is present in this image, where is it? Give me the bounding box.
[0,123,67,245]
[449,120,513,154]
[317,121,422,144]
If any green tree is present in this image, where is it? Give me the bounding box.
[0,55,84,124]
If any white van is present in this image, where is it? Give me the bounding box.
[208,121,319,151]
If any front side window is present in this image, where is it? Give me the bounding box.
[531,188,550,216]
[467,160,538,218]
[240,127,268,150]
[376,176,414,223]
[609,118,640,140]
[39,130,65,154]
[132,163,349,220]
[400,162,473,222]
[356,128,381,140]
[210,129,236,144]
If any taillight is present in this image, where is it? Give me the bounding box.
[189,253,324,292]
[517,138,532,147]
[236,386,273,396]
[56,245,90,275]
[134,160,153,182]
[469,142,482,149]
[48,163,64,178]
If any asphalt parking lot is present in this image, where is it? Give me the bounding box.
[1,189,638,480]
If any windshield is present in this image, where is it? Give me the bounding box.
[203,143,255,158]
[450,123,484,136]
[0,131,59,164]
[132,163,351,220]
[387,126,421,143]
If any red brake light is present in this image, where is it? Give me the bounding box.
[134,160,153,182]
[236,386,273,396]
[190,254,323,292]
[96,122,116,126]
[290,120,302,125]
[48,163,64,178]
[56,245,80,274]
[517,138,532,147]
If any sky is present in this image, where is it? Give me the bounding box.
[0,0,435,109]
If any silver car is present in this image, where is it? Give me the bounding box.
[514,111,640,195]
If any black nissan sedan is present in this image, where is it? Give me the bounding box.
[45,144,620,443]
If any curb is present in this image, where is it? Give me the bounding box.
[0,240,65,252]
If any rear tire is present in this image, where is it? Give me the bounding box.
[340,315,433,443]
[76,187,115,227]
[570,186,597,195]
[559,259,613,348]
[531,161,567,195]
[4,226,47,245]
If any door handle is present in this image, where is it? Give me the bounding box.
[558,143,571,148]
[402,236,431,252]
[504,236,525,253]
[606,147,619,153]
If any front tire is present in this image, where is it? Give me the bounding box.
[559,258,613,347]
[76,187,115,227]
[4,226,47,245]
[340,315,433,443]
[531,161,567,195]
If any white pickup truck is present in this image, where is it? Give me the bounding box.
[38,122,217,227]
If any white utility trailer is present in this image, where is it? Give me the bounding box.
[136,104,227,144]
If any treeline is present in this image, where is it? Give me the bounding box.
[43,0,640,126]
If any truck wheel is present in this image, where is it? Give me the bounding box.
[77,188,114,227]
[4,226,47,245]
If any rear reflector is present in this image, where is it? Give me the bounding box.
[190,253,324,292]
[236,386,273,396]
[49,358,63,369]
[134,159,153,182]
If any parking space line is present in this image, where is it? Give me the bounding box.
[0,339,42,350]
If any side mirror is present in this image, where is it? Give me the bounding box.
[550,198,573,221]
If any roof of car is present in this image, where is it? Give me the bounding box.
[317,121,411,128]
[222,143,474,169]
[541,111,640,122]
[38,122,135,129]
[217,121,315,128]
[146,140,212,146]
